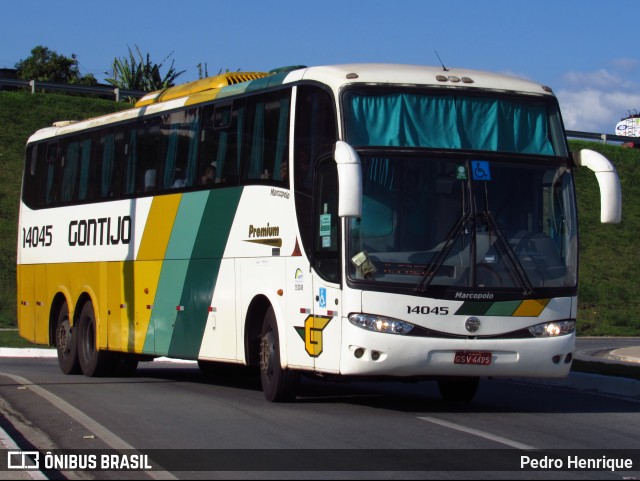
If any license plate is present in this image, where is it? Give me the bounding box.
[454,351,492,365]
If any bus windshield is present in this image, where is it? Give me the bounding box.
[343,89,568,157]
[347,154,578,295]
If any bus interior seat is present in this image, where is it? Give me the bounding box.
[144,169,156,192]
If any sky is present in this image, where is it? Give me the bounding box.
[1,0,639,135]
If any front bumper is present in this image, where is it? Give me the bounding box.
[339,317,574,378]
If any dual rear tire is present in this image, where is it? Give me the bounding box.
[55,303,81,375]
[55,300,137,377]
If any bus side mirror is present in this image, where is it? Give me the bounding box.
[573,149,622,224]
[335,141,362,218]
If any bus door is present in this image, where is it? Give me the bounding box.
[310,157,342,373]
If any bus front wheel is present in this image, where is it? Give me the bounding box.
[77,301,113,377]
[259,307,299,402]
[55,302,81,375]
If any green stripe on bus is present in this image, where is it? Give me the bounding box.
[455,302,491,316]
[245,72,289,92]
[484,300,522,316]
[168,187,244,358]
[143,192,209,355]
[143,260,190,355]
[165,191,210,259]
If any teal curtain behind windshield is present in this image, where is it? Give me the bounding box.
[346,93,555,155]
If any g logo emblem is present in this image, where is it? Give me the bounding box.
[295,315,333,357]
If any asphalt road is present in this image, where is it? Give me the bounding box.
[1,352,640,480]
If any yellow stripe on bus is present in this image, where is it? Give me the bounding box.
[512,298,550,317]
[137,194,182,261]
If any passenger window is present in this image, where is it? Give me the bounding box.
[161,109,200,191]
[198,102,240,187]
[240,90,290,184]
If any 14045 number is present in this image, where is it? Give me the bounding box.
[22,225,53,248]
[407,306,449,315]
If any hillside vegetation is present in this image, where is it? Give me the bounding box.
[0,91,638,336]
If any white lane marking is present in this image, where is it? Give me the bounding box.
[418,416,536,450]
[0,425,48,480]
[0,372,178,480]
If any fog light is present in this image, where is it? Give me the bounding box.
[552,355,561,364]
[565,353,573,363]
[354,348,365,359]
[371,351,380,361]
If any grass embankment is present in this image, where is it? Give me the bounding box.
[0,91,638,339]
[0,329,35,347]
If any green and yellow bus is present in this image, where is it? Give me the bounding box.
[17,64,621,402]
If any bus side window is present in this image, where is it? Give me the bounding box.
[122,118,161,196]
[43,142,59,206]
[60,136,92,204]
[161,109,200,191]
[294,84,338,258]
[240,90,290,185]
[97,131,117,199]
[313,157,340,283]
[198,102,240,187]
[22,144,40,209]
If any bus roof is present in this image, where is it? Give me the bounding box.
[297,64,554,96]
[27,63,555,144]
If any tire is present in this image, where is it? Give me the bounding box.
[259,307,299,402]
[437,377,480,403]
[55,302,81,375]
[77,301,113,377]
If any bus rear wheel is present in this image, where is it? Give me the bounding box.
[259,307,299,402]
[55,302,81,375]
[77,301,113,377]
[437,377,480,403]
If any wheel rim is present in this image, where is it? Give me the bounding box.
[260,329,275,381]
[57,319,71,357]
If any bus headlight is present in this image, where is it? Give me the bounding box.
[349,313,415,335]
[528,320,575,338]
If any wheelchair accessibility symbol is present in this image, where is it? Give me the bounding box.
[471,160,492,181]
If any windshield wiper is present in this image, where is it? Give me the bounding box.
[416,213,470,293]
[481,210,533,295]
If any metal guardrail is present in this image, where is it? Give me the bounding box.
[566,130,638,144]
[0,78,145,102]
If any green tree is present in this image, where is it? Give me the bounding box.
[197,62,209,79]
[15,45,96,85]
[105,45,185,93]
